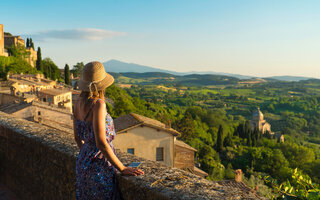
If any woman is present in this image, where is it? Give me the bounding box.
[73,61,144,199]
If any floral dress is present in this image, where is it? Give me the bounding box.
[75,99,121,200]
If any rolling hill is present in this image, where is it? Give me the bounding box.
[103,59,318,82]
[103,60,253,79]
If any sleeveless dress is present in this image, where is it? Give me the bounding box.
[75,99,121,200]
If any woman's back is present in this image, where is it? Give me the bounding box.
[74,98,120,199]
[74,61,143,199]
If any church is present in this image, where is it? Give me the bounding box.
[250,108,274,135]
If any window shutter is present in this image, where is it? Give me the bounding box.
[127,148,134,155]
[156,147,164,161]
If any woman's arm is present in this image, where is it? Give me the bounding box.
[92,100,143,176]
[73,116,84,149]
[73,104,83,149]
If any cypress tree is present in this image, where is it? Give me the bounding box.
[252,133,257,147]
[244,120,251,135]
[216,125,224,152]
[224,133,234,147]
[247,132,252,146]
[177,112,195,141]
[253,128,260,145]
[36,47,43,71]
[26,38,30,48]
[30,38,34,49]
[64,64,70,85]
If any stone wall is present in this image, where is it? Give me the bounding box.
[0,24,4,56]
[0,93,23,105]
[0,112,263,200]
[174,145,194,169]
[32,101,73,130]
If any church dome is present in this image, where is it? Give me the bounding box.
[252,108,263,120]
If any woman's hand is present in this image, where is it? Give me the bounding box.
[121,167,144,176]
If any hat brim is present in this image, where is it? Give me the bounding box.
[78,72,114,92]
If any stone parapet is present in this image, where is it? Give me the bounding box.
[0,112,263,200]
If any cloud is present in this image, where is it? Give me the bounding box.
[28,28,126,41]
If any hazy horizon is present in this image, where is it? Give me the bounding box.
[2,0,320,78]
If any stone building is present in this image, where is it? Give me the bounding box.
[25,47,37,67]
[8,74,56,96]
[113,113,208,178]
[38,88,72,112]
[0,24,37,66]
[0,24,4,56]
[0,101,73,132]
[250,108,273,134]
[4,35,25,47]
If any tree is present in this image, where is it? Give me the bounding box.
[42,58,60,80]
[36,47,43,72]
[265,169,320,199]
[216,125,224,152]
[225,163,234,179]
[64,64,70,85]
[26,38,30,48]
[223,133,234,147]
[1,57,38,78]
[71,62,85,77]
[30,38,34,49]
[177,112,195,141]
[6,45,30,59]
[247,132,252,146]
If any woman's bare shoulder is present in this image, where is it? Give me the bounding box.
[93,98,105,108]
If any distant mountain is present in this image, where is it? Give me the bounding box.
[264,76,316,82]
[103,60,318,81]
[103,59,177,74]
[103,60,253,79]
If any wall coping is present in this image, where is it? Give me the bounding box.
[0,111,264,200]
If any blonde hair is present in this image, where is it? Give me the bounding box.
[79,90,104,108]
[80,90,104,100]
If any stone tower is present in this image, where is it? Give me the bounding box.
[0,24,4,56]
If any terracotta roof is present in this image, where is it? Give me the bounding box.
[71,90,81,94]
[114,113,181,136]
[193,166,208,177]
[180,166,208,177]
[0,102,31,114]
[13,79,47,86]
[216,180,263,199]
[38,88,71,96]
[175,140,197,152]
[0,81,16,87]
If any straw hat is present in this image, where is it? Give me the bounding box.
[78,61,114,92]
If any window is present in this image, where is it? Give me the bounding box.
[156,147,164,161]
[38,111,41,115]
[127,148,134,155]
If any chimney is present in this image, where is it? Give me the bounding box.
[234,169,243,182]
[165,120,171,129]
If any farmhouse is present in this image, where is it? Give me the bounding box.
[38,88,72,112]
[113,113,208,178]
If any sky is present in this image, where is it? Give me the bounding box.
[1,0,320,78]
